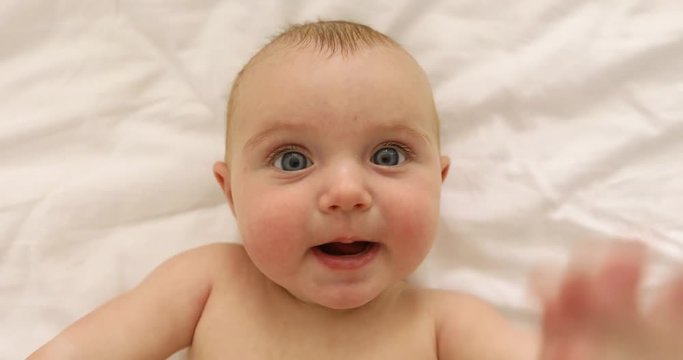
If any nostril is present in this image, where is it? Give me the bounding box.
[319,192,372,212]
[327,203,365,212]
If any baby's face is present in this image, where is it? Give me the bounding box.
[220,45,449,309]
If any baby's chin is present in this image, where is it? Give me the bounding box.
[313,292,377,310]
[289,281,395,311]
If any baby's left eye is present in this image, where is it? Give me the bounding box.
[371,146,407,166]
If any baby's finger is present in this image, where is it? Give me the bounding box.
[593,241,647,319]
[555,271,596,322]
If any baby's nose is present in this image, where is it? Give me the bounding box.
[318,165,372,213]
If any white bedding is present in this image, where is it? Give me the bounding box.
[1,1,682,358]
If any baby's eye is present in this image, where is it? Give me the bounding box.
[274,151,311,171]
[371,146,407,166]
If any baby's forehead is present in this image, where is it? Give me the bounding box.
[226,44,440,156]
[243,47,432,110]
[249,42,422,78]
[240,45,433,102]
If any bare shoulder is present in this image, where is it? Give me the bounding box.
[422,289,538,360]
[424,288,505,326]
[28,242,249,360]
[142,242,250,292]
[170,242,249,275]
[422,289,508,339]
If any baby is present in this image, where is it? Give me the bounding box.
[30,20,683,359]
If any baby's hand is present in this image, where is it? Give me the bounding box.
[535,241,683,360]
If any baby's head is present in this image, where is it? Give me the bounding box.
[214,20,450,310]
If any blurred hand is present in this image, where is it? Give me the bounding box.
[535,241,683,360]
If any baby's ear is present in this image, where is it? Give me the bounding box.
[212,162,235,213]
[440,155,451,183]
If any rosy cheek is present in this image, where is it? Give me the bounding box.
[240,187,309,260]
[395,204,436,241]
[384,181,440,245]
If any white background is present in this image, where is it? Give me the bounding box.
[1,1,682,358]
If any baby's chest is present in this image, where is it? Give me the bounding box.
[189,334,435,360]
[188,290,438,360]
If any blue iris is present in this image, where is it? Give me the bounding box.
[276,151,309,171]
[372,147,404,166]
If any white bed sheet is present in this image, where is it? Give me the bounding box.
[1,1,682,358]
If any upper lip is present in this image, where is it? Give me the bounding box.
[334,235,364,244]
[315,235,369,246]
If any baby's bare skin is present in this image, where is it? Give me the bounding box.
[29,241,683,360]
[192,243,437,359]
[29,242,531,359]
[189,244,531,360]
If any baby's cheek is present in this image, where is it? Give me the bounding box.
[387,188,440,240]
[241,191,310,262]
[394,210,438,254]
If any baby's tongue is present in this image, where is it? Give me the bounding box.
[319,241,369,256]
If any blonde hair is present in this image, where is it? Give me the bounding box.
[224,20,403,160]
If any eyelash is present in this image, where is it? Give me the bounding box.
[264,141,416,165]
[265,145,303,165]
[377,141,415,160]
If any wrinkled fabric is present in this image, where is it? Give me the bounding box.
[1,1,681,358]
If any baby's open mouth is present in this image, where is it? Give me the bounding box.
[315,241,375,256]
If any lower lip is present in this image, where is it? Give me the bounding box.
[312,243,380,270]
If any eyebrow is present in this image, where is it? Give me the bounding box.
[379,123,433,144]
[243,122,310,152]
[243,120,433,152]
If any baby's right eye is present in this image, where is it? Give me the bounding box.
[273,151,312,171]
